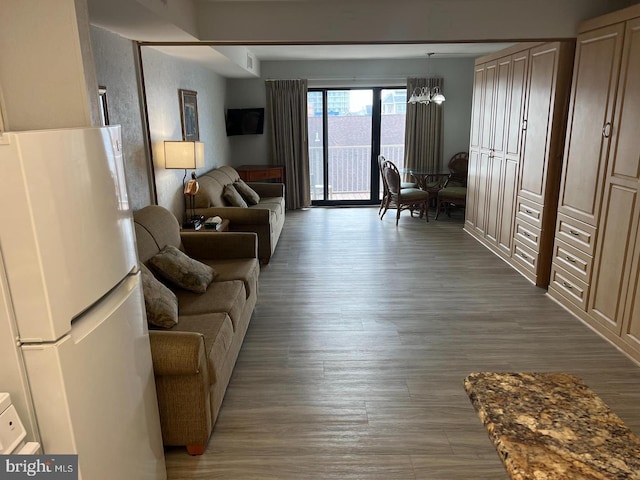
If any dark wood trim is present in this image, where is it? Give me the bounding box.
[135,42,158,205]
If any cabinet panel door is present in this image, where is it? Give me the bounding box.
[474,152,491,235]
[589,184,637,333]
[465,149,480,229]
[622,264,640,353]
[498,158,519,256]
[485,155,504,244]
[622,218,640,353]
[481,61,497,151]
[557,24,624,226]
[610,18,640,182]
[506,52,528,157]
[492,57,511,157]
[469,66,485,150]
[519,44,559,203]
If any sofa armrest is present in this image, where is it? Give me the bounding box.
[248,182,284,197]
[149,331,206,376]
[181,231,258,259]
[194,206,270,224]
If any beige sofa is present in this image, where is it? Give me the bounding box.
[133,205,259,455]
[193,166,285,264]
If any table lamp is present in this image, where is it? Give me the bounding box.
[164,140,205,229]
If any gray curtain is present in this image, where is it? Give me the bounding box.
[404,77,444,173]
[266,79,311,210]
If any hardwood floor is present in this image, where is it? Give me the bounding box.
[165,206,640,479]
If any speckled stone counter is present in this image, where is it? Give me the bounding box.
[464,372,640,480]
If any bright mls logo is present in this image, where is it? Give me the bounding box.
[0,455,77,479]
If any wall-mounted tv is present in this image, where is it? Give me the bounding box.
[225,108,265,136]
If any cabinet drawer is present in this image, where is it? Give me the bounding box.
[514,218,541,252]
[513,240,539,274]
[549,265,589,310]
[555,213,597,255]
[552,239,592,284]
[516,197,543,229]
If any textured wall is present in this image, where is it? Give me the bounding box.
[141,47,230,222]
[90,25,153,211]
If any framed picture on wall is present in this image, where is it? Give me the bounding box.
[179,89,199,141]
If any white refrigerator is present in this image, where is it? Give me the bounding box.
[0,126,166,479]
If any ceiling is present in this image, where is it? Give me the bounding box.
[87,0,514,78]
[244,43,515,61]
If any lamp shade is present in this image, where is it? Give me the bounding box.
[164,141,204,169]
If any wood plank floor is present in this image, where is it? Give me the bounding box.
[165,206,640,479]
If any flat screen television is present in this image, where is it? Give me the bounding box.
[225,108,265,136]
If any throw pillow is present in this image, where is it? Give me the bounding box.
[149,245,216,293]
[234,179,260,205]
[139,263,178,329]
[223,184,248,208]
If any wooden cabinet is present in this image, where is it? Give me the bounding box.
[549,4,640,364]
[513,42,574,286]
[464,41,574,287]
[236,165,285,183]
[556,24,624,227]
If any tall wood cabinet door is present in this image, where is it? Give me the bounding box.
[465,149,480,229]
[492,57,511,157]
[505,52,529,159]
[589,184,637,333]
[610,17,640,349]
[480,61,498,153]
[622,255,640,353]
[609,18,640,184]
[518,43,561,204]
[485,58,512,245]
[466,63,486,231]
[474,152,491,236]
[497,158,519,256]
[622,207,640,353]
[557,24,625,226]
[485,155,504,244]
[469,65,486,151]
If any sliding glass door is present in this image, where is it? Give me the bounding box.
[308,88,406,205]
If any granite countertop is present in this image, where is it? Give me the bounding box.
[464,372,640,480]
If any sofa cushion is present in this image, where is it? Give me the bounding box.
[201,258,259,300]
[176,280,246,331]
[150,245,216,293]
[223,184,248,208]
[173,313,233,385]
[133,205,182,256]
[140,263,178,329]
[234,179,260,205]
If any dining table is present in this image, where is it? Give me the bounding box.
[401,168,450,192]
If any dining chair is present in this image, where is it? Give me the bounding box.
[380,160,431,225]
[377,155,417,217]
[436,152,469,219]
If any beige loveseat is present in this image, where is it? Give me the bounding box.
[134,205,259,455]
[193,166,285,264]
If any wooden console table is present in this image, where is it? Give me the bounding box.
[464,372,640,479]
[237,165,284,183]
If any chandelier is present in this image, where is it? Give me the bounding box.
[408,53,446,105]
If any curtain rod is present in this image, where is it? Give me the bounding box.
[266,75,443,82]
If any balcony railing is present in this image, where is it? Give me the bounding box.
[309,144,405,200]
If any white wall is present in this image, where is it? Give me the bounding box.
[0,0,100,130]
[226,57,475,170]
[91,26,154,211]
[142,47,230,221]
